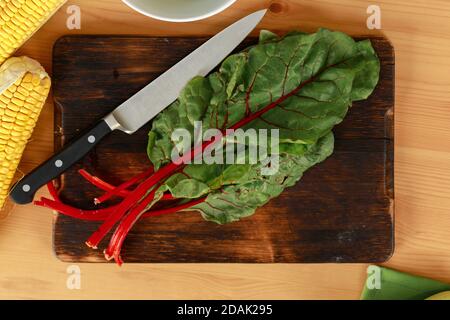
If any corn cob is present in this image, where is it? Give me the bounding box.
[0,56,50,209]
[0,0,67,65]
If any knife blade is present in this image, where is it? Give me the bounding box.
[10,9,267,205]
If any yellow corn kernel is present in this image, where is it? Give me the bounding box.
[0,56,51,209]
[0,0,67,65]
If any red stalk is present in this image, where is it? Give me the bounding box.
[103,190,158,263]
[105,196,206,265]
[95,167,154,204]
[41,181,175,223]
[47,181,59,200]
[78,169,126,195]
[35,198,114,221]
[35,194,178,222]
[36,195,189,223]
[141,197,205,218]
[85,170,171,248]
[78,168,170,204]
[161,193,175,201]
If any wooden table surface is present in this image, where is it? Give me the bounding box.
[1,0,450,300]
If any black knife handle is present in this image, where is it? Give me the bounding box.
[10,120,113,205]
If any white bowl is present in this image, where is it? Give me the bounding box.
[123,0,237,22]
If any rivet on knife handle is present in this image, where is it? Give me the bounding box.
[10,120,112,205]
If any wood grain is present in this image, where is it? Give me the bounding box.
[51,35,394,263]
[0,0,450,299]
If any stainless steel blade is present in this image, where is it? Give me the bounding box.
[104,9,267,134]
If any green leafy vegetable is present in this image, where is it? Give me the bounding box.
[36,28,381,265]
[146,28,380,223]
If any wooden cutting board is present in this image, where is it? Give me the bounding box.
[52,35,394,263]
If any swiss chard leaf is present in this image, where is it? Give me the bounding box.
[147,29,380,224]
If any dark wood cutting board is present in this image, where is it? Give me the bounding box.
[52,35,394,263]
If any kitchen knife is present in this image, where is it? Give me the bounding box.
[10,9,267,205]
